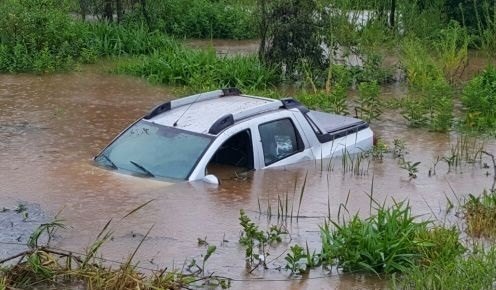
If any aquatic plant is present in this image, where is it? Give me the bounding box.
[356,81,382,122]
[400,97,428,128]
[400,160,421,179]
[392,139,407,159]
[239,209,286,268]
[370,138,389,161]
[284,244,307,275]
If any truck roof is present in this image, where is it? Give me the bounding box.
[144,89,296,135]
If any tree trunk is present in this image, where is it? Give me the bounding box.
[389,0,396,28]
[257,0,269,63]
[104,0,113,22]
[79,0,87,21]
[116,0,123,23]
[140,0,151,29]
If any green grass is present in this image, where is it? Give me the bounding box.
[114,46,280,91]
[395,246,496,290]
[320,200,464,274]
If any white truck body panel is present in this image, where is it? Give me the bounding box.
[96,89,374,182]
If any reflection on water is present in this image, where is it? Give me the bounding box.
[1,52,495,289]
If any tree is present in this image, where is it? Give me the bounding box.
[104,0,113,22]
[258,0,324,77]
[116,0,123,23]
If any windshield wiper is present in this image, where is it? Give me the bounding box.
[129,160,155,177]
[99,154,117,169]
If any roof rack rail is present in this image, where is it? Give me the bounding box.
[144,88,242,120]
[209,97,304,134]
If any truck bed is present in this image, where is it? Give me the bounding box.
[306,110,369,142]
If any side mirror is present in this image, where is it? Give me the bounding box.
[202,174,219,185]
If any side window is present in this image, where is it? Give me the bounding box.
[259,118,303,166]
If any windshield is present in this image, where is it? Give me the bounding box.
[95,120,212,180]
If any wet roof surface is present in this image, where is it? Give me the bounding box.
[150,95,277,134]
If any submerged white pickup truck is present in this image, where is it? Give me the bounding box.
[95,88,373,183]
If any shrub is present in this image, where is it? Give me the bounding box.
[258,0,324,77]
[0,0,175,72]
[435,21,469,84]
[401,39,454,132]
[122,0,257,39]
[0,0,83,72]
[461,66,496,132]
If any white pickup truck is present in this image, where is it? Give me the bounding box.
[95,88,373,183]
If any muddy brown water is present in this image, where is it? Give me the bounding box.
[1,51,495,289]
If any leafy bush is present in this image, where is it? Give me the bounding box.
[258,0,324,77]
[435,21,469,83]
[0,0,83,72]
[401,39,454,132]
[122,0,257,39]
[0,0,175,72]
[401,38,444,90]
[461,66,496,132]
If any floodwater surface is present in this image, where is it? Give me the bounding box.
[1,53,495,289]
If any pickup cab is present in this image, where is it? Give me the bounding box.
[95,88,373,183]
